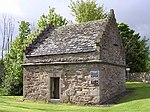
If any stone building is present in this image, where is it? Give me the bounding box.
[23,9,126,104]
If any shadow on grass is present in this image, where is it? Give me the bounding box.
[102,82,150,105]
[118,82,150,103]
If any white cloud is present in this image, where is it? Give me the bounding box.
[135,24,150,37]
[0,0,23,17]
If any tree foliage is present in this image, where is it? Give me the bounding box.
[4,21,31,95]
[37,6,68,28]
[69,0,107,23]
[118,23,150,72]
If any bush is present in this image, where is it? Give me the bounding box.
[0,88,8,96]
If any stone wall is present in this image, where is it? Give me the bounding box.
[129,72,150,83]
[100,10,125,66]
[100,64,126,103]
[23,62,125,104]
[61,63,100,104]
[23,63,100,104]
[23,66,50,101]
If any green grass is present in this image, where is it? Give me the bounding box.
[0,82,150,112]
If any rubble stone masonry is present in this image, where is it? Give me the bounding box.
[23,9,126,104]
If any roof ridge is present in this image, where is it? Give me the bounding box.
[24,9,116,56]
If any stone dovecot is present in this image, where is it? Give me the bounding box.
[23,9,126,104]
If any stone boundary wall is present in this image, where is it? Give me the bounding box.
[129,72,150,83]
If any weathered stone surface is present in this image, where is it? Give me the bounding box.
[23,9,126,105]
[24,52,99,64]
[99,64,126,103]
[24,64,100,104]
[23,63,125,104]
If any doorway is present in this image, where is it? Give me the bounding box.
[50,77,60,99]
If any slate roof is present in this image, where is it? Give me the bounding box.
[26,20,107,56]
[25,9,116,56]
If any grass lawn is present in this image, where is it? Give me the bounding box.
[0,82,150,112]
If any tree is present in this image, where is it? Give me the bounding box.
[37,6,68,28]
[118,23,150,72]
[4,7,68,95]
[69,0,107,23]
[4,21,31,95]
[0,14,15,60]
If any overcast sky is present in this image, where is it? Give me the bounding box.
[0,0,150,57]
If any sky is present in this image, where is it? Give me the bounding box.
[0,0,150,57]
